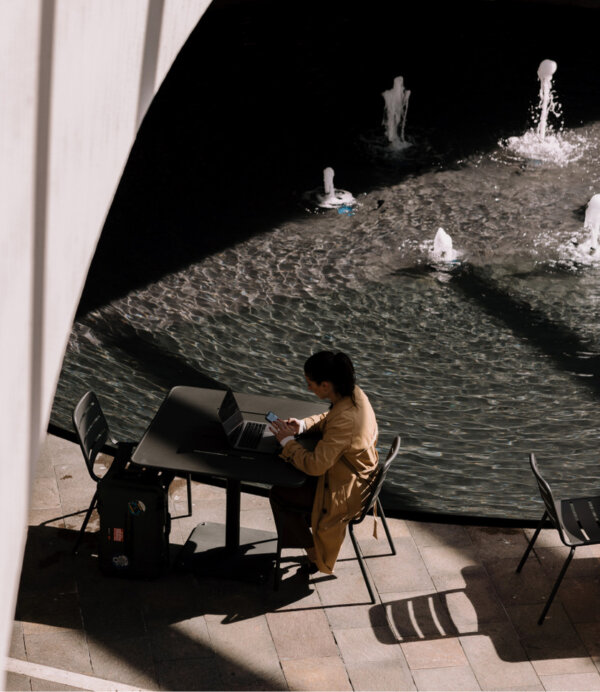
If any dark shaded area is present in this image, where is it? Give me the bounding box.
[370,562,600,661]
[78,0,600,315]
[452,264,600,395]
[15,524,315,689]
[76,315,227,392]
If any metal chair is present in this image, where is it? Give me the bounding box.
[273,435,400,603]
[71,390,192,554]
[348,435,400,603]
[516,452,600,624]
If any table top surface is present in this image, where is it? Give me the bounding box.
[131,386,329,487]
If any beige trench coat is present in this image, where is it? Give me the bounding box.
[279,385,379,574]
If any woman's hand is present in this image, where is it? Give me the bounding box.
[269,418,299,443]
[283,418,301,434]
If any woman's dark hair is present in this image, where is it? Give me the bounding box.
[304,351,356,403]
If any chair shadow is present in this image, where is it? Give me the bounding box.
[368,563,600,664]
[14,524,315,690]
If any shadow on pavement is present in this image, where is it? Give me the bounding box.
[15,524,316,690]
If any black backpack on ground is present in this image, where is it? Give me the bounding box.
[96,468,171,578]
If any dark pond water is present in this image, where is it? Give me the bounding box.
[50,0,600,521]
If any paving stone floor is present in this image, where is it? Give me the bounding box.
[5,434,600,691]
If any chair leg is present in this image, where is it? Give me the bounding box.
[538,546,575,625]
[274,539,282,591]
[73,490,98,555]
[377,499,396,555]
[349,524,376,604]
[186,473,192,517]
[516,511,547,573]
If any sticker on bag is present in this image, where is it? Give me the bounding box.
[112,554,129,568]
[128,500,146,516]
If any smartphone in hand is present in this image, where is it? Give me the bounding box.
[265,411,279,423]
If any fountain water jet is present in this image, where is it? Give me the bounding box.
[576,194,600,257]
[585,195,600,251]
[536,59,558,139]
[382,76,411,150]
[501,58,583,166]
[314,167,356,209]
[429,227,458,263]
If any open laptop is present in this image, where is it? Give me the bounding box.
[218,390,280,453]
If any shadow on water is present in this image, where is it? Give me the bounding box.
[451,264,600,397]
[77,0,600,315]
[76,315,227,393]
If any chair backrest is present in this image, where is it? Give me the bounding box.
[529,452,561,530]
[352,435,401,525]
[72,391,110,482]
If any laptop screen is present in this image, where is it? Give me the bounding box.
[218,390,243,440]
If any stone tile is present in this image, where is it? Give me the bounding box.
[575,622,600,668]
[383,591,463,641]
[156,657,224,690]
[413,664,481,691]
[149,617,213,662]
[539,672,600,690]
[30,477,61,511]
[315,563,376,607]
[38,435,81,474]
[324,600,388,631]
[18,592,83,634]
[401,637,468,670]
[240,508,276,532]
[23,630,93,676]
[507,603,590,672]
[345,659,416,691]
[467,526,530,560]
[207,615,282,680]
[359,537,434,594]
[214,660,287,691]
[333,626,404,663]
[4,672,31,691]
[352,515,411,542]
[266,609,338,659]
[17,533,78,599]
[281,656,352,691]
[88,635,159,690]
[532,655,598,677]
[435,567,510,629]
[420,545,481,585]
[77,588,146,640]
[54,462,96,511]
[10,622,26,659]
[408,521,473,549]
[556,576,600,624]
[30,677,82,691]
[523,527,564,549]
[536,547,600,580]
[484,555,551,606]
[459,625,543,691]
[240,491,270,511]
[26,509,66,528]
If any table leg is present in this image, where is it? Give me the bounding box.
[177,480,278,583]
[225,478,241,549]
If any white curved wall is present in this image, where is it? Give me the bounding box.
[0,0,212,681]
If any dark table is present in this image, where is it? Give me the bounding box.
[131,386,327,580]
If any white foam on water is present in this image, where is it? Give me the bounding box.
[503,130,585,167]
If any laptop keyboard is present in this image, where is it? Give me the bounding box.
[238,422,265,449]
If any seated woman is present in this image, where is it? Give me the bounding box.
[269,350,379,575]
